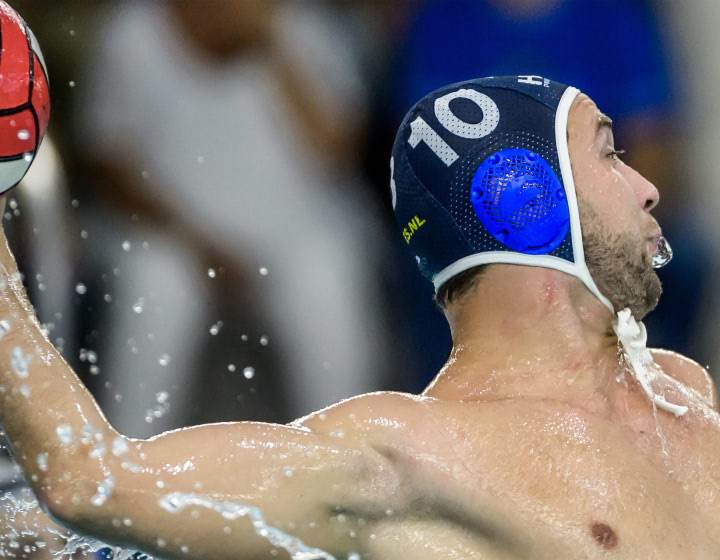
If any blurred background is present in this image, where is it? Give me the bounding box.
[1,0,718,439]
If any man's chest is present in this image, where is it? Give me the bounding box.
[367,400,720,559]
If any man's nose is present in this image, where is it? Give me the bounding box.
[629,165,660,212]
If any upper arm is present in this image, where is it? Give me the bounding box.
[55,398,410,560]
[651,349,718,410]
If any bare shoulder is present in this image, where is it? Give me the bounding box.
[292,391,441,441]
[291,391,541,452]
[651,348,718,410]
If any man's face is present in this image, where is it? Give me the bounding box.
[567,94,663,319]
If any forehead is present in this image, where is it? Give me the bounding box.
[567,93,608,140]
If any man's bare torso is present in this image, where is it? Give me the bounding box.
[302,350,720,559]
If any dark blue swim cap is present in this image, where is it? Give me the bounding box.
[390,75,612,311]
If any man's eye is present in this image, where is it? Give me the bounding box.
[607,149,626,161]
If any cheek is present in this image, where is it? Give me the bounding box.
[577,169,637,227]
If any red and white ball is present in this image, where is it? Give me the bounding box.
[0,1,49,195]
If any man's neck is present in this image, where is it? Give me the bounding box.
[425,265,625,406]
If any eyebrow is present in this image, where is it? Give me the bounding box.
[596,113,613,135]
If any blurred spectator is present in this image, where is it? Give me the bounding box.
[75,0,393,436]
[380,0,705,387]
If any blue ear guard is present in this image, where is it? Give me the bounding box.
[470,148,569,255]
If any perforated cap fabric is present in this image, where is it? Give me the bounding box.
[390,75,613,312]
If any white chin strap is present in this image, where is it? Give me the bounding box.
[557,88,687,418]
[612,309,688,417]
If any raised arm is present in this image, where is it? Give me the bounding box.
[0,207,406,559]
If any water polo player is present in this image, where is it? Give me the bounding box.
[2,74,720,558]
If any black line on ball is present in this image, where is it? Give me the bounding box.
[0,152,29,163]
[29,102,39,156]
[0,101,31,117]
[23,22,33,105]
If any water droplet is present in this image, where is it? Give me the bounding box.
[651,235,673,269]
[259,335,269,346]
[0,319,10,341]
[75,283,87,295]
[91,476,114,506]
[121,240,132,252]
[208,268,216,278]
[19,384,30,398]
[90,494,106,507]
[132,297,145,313]
[104,293,112,303]
[209,321,223,335]
[17,129,29,141]
[259,267,269,276]
[227,363,236,372]
[89,365,100,375]
[56,424,73,444]
[283,466,294,477]
[111,436,128,457]
[68,80,75,88]
[11,346,31,378]
[158,353,171,367]
[37,452,48,472]
[243,367,255,379]
[156,391,169,404]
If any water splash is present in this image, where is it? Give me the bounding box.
[158,492,335,560]
[0,489,150,560]
[651,236,673,269]
[53,529,154,560]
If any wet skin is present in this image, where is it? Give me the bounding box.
[1,94,720,559]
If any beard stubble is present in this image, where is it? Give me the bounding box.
[579,201,662,319]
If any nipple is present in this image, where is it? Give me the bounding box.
[590,523,618,550]
[651,236,673,269]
